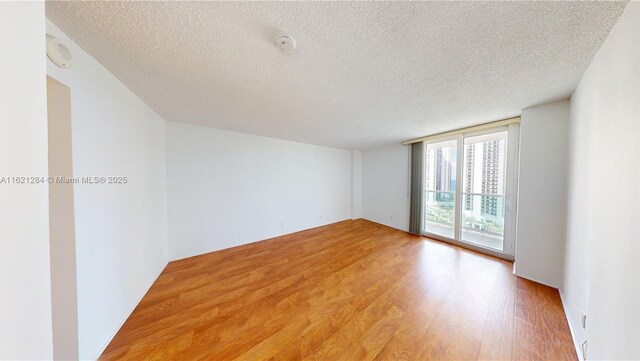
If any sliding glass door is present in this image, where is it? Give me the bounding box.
[422,125,519,258]
[461,131,507,251]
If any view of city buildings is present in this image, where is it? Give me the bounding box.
[425,141,456,193]
[424,131,508,250]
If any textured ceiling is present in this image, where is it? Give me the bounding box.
[46,1,626,149]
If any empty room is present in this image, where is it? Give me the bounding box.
[1,1,639,360]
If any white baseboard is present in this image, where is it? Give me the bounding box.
[559,290,583,360]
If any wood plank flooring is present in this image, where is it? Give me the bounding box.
[100,219,576,360]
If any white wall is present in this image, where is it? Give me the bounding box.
[351,150,363,219]
[514,100,570,288]
[362,144,410,231]
[46,20,169,360]
[563,3,640,359]
[0,3,53,359]
[166,121,352,260]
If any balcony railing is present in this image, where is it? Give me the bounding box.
[461,193,505,250]
[424,191,506,251]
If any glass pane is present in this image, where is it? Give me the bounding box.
[461,194,505,250]
[462,131,507,196]
[461,131,508,250]
[424,139,457,238]
[425,191,455,239]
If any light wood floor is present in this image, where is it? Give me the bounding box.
[101,219,576,360]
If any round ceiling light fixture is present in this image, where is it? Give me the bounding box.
[46,34,73,69]
[276,35,296,55]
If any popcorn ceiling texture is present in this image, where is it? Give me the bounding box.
[46,1,626,149]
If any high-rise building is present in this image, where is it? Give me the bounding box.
[481,139,504,216]
[464,144,476,211]
[434,147,452,192]
[463,136,506,223]
[426,145,455,202]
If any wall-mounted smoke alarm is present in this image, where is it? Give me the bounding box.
[46,34,73,69]
[276,35,296,55]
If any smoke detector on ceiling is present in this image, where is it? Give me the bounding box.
[46,34,73,69]
[276,35,296,55]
